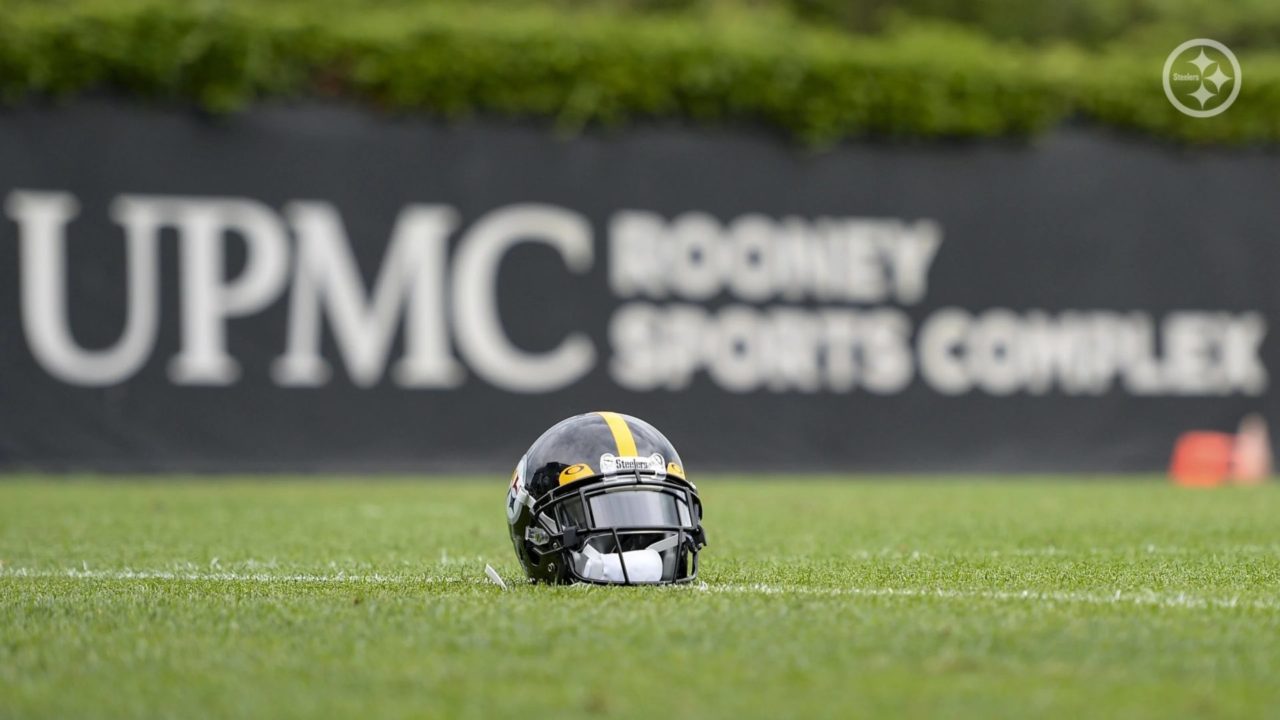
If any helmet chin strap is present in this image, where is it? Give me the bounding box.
[574,535,681,583]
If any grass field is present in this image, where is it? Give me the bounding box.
[2,477,1279,719]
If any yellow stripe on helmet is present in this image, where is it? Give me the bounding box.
[596,411,638,457]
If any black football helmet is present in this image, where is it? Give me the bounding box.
[506,412,706,585]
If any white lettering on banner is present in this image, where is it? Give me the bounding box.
[6,191,160,386]
[273,202,461,388]
[161,197,291,385]
[451,204,596,393]
[918,308,1267,396]
[3,192,595,391]
[609,302,914,394]
[609,210,942,304]
[3,189,1268,397]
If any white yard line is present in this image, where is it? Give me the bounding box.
[704,583,1280,611]
[766,544,1280,561]
[2,566,1276,612]
[987,544,1280,558]
[0,567,461,584]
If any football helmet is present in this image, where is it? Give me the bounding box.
[506,412,706,585]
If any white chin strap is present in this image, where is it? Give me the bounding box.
[573,535,681,583]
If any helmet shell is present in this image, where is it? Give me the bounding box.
[505,412,702,584]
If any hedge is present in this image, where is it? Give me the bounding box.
[760,0,1280,49]
[0,0,1277,145]
[503,0,1280,50]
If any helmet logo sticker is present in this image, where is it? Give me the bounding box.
[600,453,666,477]
[506,454,531,523]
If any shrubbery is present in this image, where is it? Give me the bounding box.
[0,0,1276,144]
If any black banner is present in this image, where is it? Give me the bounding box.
[1,99,1277,472]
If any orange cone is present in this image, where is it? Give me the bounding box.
[1169,431,1234,487]
[1231,414,1272,485]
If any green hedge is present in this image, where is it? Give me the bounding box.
[499,0,1280,50]
[0,0,1277,144]
[769,0,1280,49]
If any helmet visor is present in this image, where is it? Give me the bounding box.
[588,489,694,528]
[556,487,696,531]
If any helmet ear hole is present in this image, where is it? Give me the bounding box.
[525,526,550,546]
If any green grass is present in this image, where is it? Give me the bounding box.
[2,477,1279,719]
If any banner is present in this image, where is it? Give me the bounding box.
[0,99,1276,472]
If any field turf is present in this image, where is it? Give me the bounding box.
[2,477,1279,719]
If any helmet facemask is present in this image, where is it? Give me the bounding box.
[530,475,705,585]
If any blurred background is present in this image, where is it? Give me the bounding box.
[0,0,1277,476]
